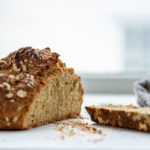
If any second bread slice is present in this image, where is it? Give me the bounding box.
[85,104,150,132]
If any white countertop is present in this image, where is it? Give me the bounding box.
[0,94,150,150]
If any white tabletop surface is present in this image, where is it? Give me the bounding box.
[0,94,150,150]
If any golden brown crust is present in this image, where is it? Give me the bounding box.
[0,113,80,130]
[85,105,150,132]
[0,46,83,129]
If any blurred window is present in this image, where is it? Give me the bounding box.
[0,0,150,74]
[124,27,150,70]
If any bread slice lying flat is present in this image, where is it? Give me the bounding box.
[85,104,150,132]
[0,47,84,130]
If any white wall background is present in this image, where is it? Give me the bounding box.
[0,0,150,73]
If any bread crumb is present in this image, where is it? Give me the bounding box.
[61,135,64,140]
[54,119,103,142]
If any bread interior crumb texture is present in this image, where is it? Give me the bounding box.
[24,70,82,128]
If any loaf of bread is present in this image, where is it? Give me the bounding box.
[85,104,150,132]
[0,47,84,129]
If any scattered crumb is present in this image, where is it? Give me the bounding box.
[60,135,64,140]
[54,119,103,143]
[78,115,89,120]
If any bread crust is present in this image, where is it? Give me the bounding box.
[0,47,84,129]
[85,105,150,132]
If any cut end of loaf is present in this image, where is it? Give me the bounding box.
[85,104,150,132]
[23,69,83,129]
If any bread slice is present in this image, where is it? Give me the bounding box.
[0,47,84,130]
[85,104,150,132]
